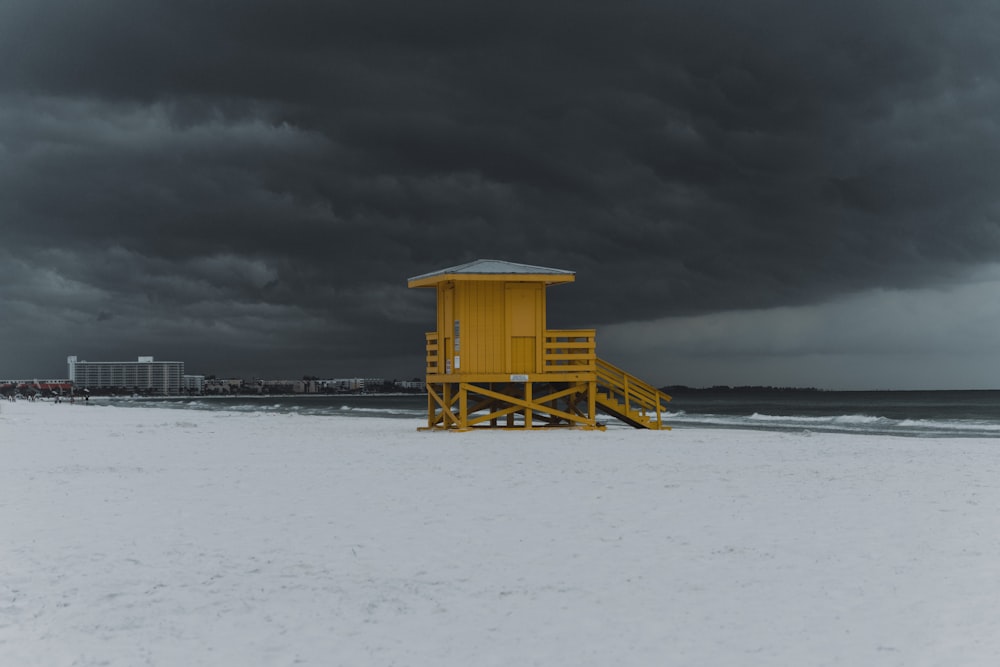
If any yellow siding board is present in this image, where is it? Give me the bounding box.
[510,336,536,373]
[491,282,505,372]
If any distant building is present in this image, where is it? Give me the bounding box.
[0,379,73,396]
[182,375,205,394]
[394,379,425,391]
[67,355,185,395]
[318,378,385,393]
[204,378,244,394]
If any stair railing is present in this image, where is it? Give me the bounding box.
[595,357,671,428]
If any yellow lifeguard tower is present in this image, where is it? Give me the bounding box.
[407,259,671,430]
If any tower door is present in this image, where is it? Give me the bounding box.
[506,283,542,374]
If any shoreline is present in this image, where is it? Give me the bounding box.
[17,391,998,439]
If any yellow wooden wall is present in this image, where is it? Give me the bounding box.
[435,280,546,375]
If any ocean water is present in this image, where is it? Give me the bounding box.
[97,390,1000,438]
[664,390,1000,438]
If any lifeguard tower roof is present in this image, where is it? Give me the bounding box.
[408,259,575,288]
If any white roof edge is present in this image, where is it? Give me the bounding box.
[408,259,574,282]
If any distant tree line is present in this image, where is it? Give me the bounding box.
[661,385,823,394]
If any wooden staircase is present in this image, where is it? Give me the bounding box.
[595,358,672,430]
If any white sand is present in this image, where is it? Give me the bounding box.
[2,399,1000,666]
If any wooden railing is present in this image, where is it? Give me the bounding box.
[425,332,439,374]
[595,357,671,428]
[424,329,595,376]
[543,329,596,372]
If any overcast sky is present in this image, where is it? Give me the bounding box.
[2,0,999,389]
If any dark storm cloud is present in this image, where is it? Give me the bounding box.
[2,0,1000,379]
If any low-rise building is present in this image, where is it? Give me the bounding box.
[317,378,386,393]
[204,378,244,394]
[394,379,425,391]
[1,379,73,396]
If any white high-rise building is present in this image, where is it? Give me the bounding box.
[67,355,185,395]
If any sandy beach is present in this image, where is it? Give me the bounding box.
[3,399,999,666]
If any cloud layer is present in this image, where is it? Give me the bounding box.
[2,1,999,385]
